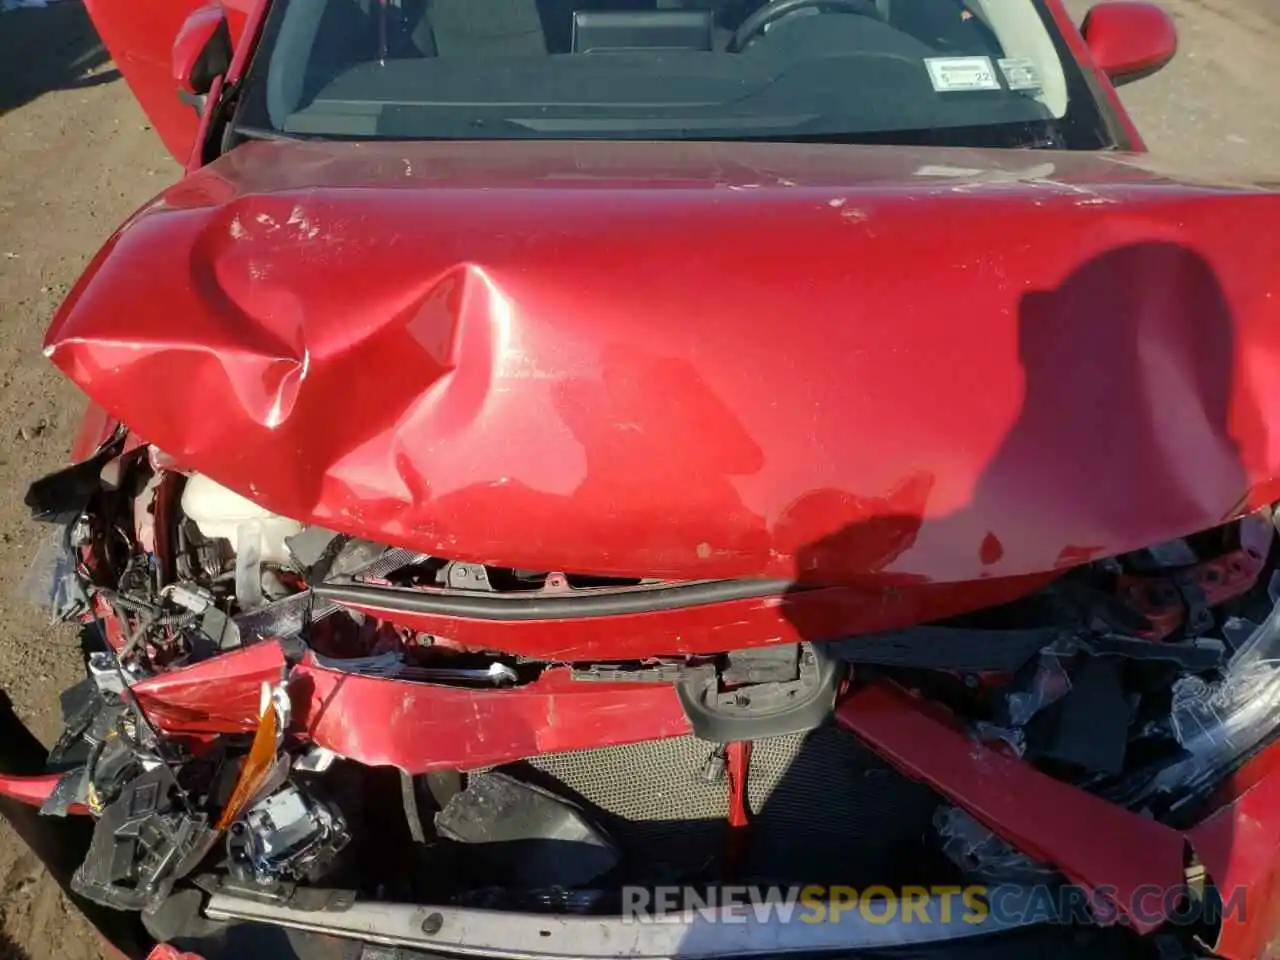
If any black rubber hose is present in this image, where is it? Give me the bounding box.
[313,578,794,621]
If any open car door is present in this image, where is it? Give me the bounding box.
[83,0,256,161]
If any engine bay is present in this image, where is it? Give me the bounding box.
[15,426,1280,954]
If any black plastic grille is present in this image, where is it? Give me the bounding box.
[481,725,942,885]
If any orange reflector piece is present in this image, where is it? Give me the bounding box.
[216,695,281,831]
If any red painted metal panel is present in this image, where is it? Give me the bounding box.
[83,0,258,160]
[130,640,692,772]
[1189,742,1280,960]
[292,661,692,772]
[835,681,1187,933]
[44,142,1280,654]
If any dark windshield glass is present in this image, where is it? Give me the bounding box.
[235,0,1117,149]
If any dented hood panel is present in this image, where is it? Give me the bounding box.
[45,141,1280,595]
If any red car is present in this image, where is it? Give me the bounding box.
[8,0,1280,957]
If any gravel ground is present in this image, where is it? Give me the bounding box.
[0,1,1277,957]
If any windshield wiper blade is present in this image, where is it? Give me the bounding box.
[233,125,306,143]
[739,117,1072,150]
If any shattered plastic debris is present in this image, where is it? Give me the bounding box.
[228,784,349,884]
[435,772,619,888]
[311,650,406,678]
[973,640,1073,752]
[935,805,1059,886]
[306,650,522,685]
[971,721,1026,756]
[1007,644,1073,727]
[233,590,343,646]
[215,684,293,832]
[17,525,87,622]
[1160,573,1280,794]
[22,408,1280,931]
[293,746,338,773]
[71,765,218,911]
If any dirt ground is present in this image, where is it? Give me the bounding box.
[0,1,1278,956]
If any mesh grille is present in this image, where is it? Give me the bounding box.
[527,735,729,821]
[479,725,941,885]
[746,727,942,885]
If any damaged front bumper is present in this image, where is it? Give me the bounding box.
[7,433,1280,959]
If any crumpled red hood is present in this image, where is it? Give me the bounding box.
[44,140,1280,592]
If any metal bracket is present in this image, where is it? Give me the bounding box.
[675,643,843,741]
[570,661,714,685]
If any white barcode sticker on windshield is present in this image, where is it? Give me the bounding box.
[924,57,1001,92]
[999,57,1043,91]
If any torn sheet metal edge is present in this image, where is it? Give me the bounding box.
[132,640,288,734]
[835,681,1186,934]
[305,651,519,685]
[123,641,691,771]
[293,660,692,772]
[204,885,1049,959]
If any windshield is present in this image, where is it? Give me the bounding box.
[235,0,1117,149]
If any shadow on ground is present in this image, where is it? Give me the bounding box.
[0,3,119,117]
[0,930,30,960]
